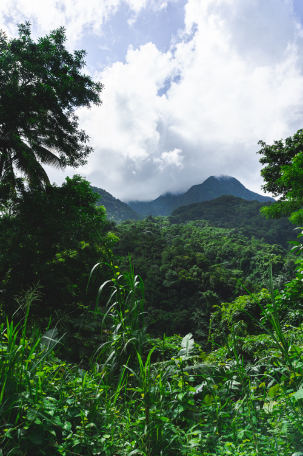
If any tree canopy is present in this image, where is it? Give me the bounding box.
[0,175,117,335]
[258,129,303,224]
[113,217,295,345]
[0,23,103,194]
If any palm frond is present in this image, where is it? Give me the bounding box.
[32,143,63,169]
[12,141,51,188]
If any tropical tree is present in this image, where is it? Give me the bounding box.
[0,23,103,194]
[258,129,303,224]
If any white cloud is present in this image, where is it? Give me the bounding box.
[64,0,303,201]
[6,0,303,201]
[154,148,184,170]
[1,0,177,46]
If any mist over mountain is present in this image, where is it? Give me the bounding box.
[127,176,274,216]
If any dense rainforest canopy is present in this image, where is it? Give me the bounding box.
[113,216,296,346]
[169,194,297,249]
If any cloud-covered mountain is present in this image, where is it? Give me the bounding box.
[31,0,303,202]
[127,176,274,216]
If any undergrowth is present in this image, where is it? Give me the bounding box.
[1,262,303,455]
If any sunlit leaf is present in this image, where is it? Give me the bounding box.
[178,333,194,357]
[292,389,303,400]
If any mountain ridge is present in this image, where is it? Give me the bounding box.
[127,175,274,216]
[90,186,142,224]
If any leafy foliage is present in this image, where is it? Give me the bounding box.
[258,129,303,198]
[2,263,303,455]
[258,129,303,224]
[210,258,303,347]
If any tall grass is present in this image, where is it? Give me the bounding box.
[87,257,147,379]
[2,263,303,455]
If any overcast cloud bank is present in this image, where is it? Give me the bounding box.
[3,0,303,201]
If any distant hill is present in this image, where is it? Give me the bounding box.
[90,186,142,224]
[169,195,296,249]
[128,176,274,216]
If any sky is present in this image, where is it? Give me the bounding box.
[2,0,303,202]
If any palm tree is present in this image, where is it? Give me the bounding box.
[0,23,103,193]
[0,131,62,191]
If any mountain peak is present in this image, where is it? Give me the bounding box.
[213,175,234,181]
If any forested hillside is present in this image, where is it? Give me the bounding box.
[113,217,296,347]
[91,185,142,223]
[169,194,297,248]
